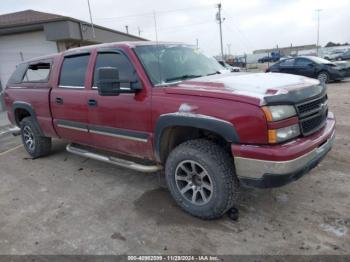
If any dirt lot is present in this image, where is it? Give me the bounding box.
[0,80,349,255]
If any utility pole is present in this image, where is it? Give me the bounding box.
[125,25,129,34]
[87,0,96,38]
[216,3,224,60]
[227,43,231,57]
[138,27,142,37]
[196,38,199,49]
[316,9,322,56]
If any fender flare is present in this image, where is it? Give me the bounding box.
[154,113,240,162]
[12,101,44,136]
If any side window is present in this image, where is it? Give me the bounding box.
[93,52,134,87]
[7,63,28,85]
[23,62,51,82]
[59,54,90,87]
[295,58,311,67]
[279,58,295,66]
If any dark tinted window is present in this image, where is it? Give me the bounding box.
[93,52,134,87]
[60,55,90,87]
[7,63,27,85]
[295,58,311,67]
[279,58,295,66]
[23,62,51,82]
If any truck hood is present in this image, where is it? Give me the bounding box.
[164,72,322,105]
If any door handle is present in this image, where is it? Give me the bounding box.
[55,97,63,104]
[87,99,97,107]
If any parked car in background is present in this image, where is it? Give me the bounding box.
[332,49,350,61]
[227,57,246,68]
[266,56,347,83]
[258,51,281,63]
[323,49,346,61]
[218,60,241,72]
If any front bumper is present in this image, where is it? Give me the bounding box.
[232,114,335,188]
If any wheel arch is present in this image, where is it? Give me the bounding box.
[154,113,240,163]
[13,101,44,136]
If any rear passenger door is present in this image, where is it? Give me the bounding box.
[51,53,92,145]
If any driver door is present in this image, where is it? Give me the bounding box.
[86,50,153,159]
[278,58,296,75]
[294,58,315,78]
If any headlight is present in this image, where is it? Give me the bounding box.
[268,124,300,143]
[262,105,296,121]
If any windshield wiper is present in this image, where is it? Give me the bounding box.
[207,71,221,76]
[165,74,202,82]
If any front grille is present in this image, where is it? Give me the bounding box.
[297,95,327,118]
[300,109,328,136]
[296,94,328,136]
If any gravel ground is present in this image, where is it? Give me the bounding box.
[0,80,349,255]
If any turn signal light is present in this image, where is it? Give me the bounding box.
[268,129,277,143]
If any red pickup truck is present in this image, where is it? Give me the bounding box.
[4,42,335,219]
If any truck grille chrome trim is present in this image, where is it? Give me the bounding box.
[296,94,328,136]
[66,144,161,173]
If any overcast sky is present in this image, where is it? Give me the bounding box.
[1,0,350,55]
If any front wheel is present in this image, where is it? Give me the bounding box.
[317,71,330,84]
[165,139,239,219]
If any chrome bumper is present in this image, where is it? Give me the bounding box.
[235,130,335,179]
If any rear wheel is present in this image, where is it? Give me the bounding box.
[165,139,239,219]
[317,71,329,83]
[20,117,51,158]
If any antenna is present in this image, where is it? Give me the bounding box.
[153,10,162,84]
[87,0,96,39]
[153,10,159,42]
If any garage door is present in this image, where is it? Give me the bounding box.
[0,30,58,87]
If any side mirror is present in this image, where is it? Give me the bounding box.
[96,67,121,96]
[96,67,142,96]
[308,63,314,67]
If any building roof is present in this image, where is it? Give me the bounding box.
[0,9,146,40]
[253,44,317,54]
[0,9,68,28]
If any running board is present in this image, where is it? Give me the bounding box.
[10,127,21,136]
[66,143,161,173]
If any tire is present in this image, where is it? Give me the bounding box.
[165,139,239,219]
[317,71,330,83]
[20,117,51,158]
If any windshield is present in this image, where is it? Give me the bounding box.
[134,44,224,86]
[308,56,335,64]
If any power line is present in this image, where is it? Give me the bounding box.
[94,5,213,21]
[158,20,212,32]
